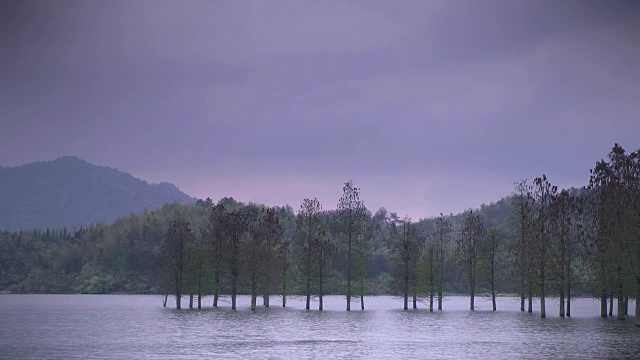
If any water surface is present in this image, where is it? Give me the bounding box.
[1,295,639,359]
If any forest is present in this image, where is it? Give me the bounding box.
[1,144,639,324]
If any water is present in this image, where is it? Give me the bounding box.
[1,295,639,359]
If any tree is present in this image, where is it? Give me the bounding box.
[589,144,640,324]
[207,204,226,307]
[185,238,209,309]
[479,228,503,311]
[337,180,367,311]
[421,238,439,311]
[531,174,557,318]
[243,206,265,311]
[394,216,422,310]
[297,198,324,310]
[158,220,195,309]
[456,210,484,310]
[512,180,536,313]
[261,207,282,308]
[434,213,451,310]
[221,209,247,310]
[314,229,337,311]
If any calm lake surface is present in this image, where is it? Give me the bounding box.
[1,295,639,359]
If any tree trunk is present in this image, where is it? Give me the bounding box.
[520,294,525,312]
[429,293,434,312]
[540,267,546,318]
[469,273,475,310]
[566,281,571,317]
[624,296,629,315]
[403,276,408,310]
[617,293,625,320]
[176,291,181,309]
[601,293,608,317]
[163,294,168,307]
[231,275,237,310]
[636,283,640,327]
[528,291,533,313]
[609,293,613,317]
[360,278,365,310]
[251,282,257,311]
[413,294,417,309]
[305,278,311,310]
[404,258,409,310]
[491,282,496,311]
[566,260,571,317]
[347,232,352,311]
[282,275,287,307]
[264,293,270,308]
[318,274,324,311]
[213,272,220,307]
[559,291,564,317]
[319,270,324,311]
[197,279,202,309]
[189,294,193,309]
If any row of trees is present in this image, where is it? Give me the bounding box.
[510,144,640,325]
[158,181,371,311]
[158,180,509,313]
[2,143,637,323]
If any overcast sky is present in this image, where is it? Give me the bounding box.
[1,0,639,219]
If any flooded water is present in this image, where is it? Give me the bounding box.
[1,295,639,359]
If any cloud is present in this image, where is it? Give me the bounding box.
[1,0,639,219]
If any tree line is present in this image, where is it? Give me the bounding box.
[1,144,638,324]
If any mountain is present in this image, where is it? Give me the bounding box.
[0,156,196,231]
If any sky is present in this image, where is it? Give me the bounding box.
[1,0,639,220]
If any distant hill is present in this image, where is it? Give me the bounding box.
[0,156,196,231]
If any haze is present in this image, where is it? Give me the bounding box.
[1,0,639,219]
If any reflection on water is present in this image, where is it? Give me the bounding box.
[1,295,639,359]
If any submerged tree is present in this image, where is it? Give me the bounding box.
[394,216,422,310]
[337,180,367,311]
[221,209,247,310]
[297,198,324,310]
[434,213,452,310]
[261,207,283,308]
[243,206,265,311]
[207,204,226,307]
[478,228,503,311]
[421,238,439,311]
[589,144,640,324]
[531,174,557,319]
[512,180,535,313]
[158,220,195,309]
[456,210,484,310]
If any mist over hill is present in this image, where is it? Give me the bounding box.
[0,156,196,231]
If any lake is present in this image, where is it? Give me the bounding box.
[1,295,639,359]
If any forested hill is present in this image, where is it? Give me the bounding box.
[0,156,196,231]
